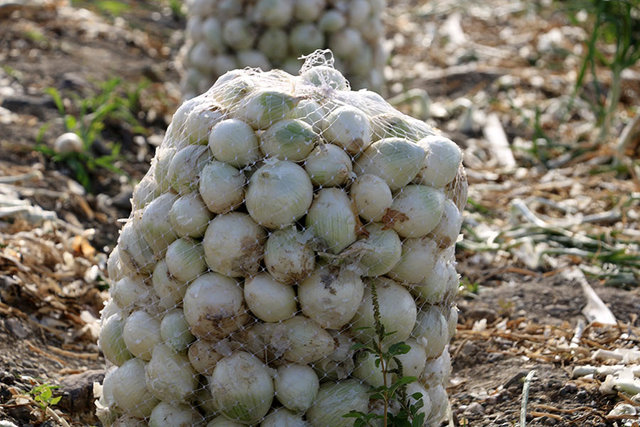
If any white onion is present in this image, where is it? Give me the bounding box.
[194,386,218,418]
[411,305,449,359]
[318,10,346,33]
[329,28,364,58]
[244,273,297,322]
[306,380,369,427]
[106,247,125,283]
[183,272,248,340]
[210,352,274,424]
[111,358,159,418]
[274,364,319,412]
[348,0,371,27]
[341,223,401,277]
[123,310,161,361]
[264,226,315,285]
[425,383,448,425]
[405,381,432,421]
[151,259,187,310]
[261,408,306,426]
[322,105,371,154]
[306,188,357,254]
[203,212,266,277]
[246,161,313,229]
[112,415,147,427]
[447,306,459,340]
[99,314,132,366]
[353,351,392,387]
[351,174,392,222]
[199,160,246,213]
[421,348,452,386]
[260,119,318,161]
[410,256,450,304]
[168,144,212,194]
[354,138,427,191]
[118,213,158,275]
[371,113,430,142]
[348,45,373,75]
[111,276,151,312]
[431,198,463,248]
[237,50,271,71]
[153,146,176,192]
[149,402,203,427]
[131,174,158,211]
[188,339,224,376]
[313,329,355,380]
[253,0,294,27]
[211,74,252,108]
[294,0,325,21]
[222,18,255,50]
[53,132,83,154]
[445,164,468,211]
[298,266,364,329]
[350,277,417,346]
[145,343,197,402]
[287,99,325,133]
[169,192,213,238]
[235,90,299,130]
[300,65,349,91]
[202,17,224,53]
[415,135,463,188]
[140,193,178,254]
[160,309,195,352]
[281,315,335,363]
[165,237,206,283]
[207,416,244,427]
[289,24,325,56]
[389,185,445,238]
[388,237,439,284]
[397,338,428,378]
[182,103,224,145]
[258,28,289,62]
[304,143,352,186]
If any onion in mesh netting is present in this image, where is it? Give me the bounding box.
[97,50,466,426]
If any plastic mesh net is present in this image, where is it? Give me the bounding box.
[96,51,467,427]
[178,0,388,100]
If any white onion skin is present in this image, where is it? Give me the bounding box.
[388,237,439,284]
[106,247,125,283]
[203,212,266,277]
[168,144,212,194]
[287,99,325,133]
[410,256,450,304]
[235,90,298,130]
[182,104,224,145]
[199,160,245,214]
[289,23,325,56]
[342,223,402,277]
[202,17,224,53]
[396,338,428,379]
[207,416,244,427]
[350,277,417,347]
[237,50,271,71]
[245,161,313,229]
[352,351,391,387]
[351,174,393,222]
[188,339,224,376]
[111,415,147,427]
[273,364,319,412]
[258,28,289,62]
[111,276,151,312]
[122,310,161,361]
[318,10,346,32]
[447,306,459,340]
[412,305,449,359]
[111,358,159,418]
[425,383,448,425]
[304,144,353,187]
[298,266,364,329]
[260,119,318,161]
[141,193,178,255]
[421,347,452,386]
[306,188,357,254]
[153,146,176,192]
[222,18,255,50]
[209,352,274,425]
[322,106,371,154]
[415,136,463,188]
[306,380,369,427]
[313,329,355,381]
[244,273,297,322]
[151,259,187,310]
[253,0,294,27]
[294,0,325,21]
[389,185,445,238]
[431,198,463,248]
[263,226,315,285]
[118,213,158,276]
[354,138,427,191]
[149,402,203,427]
[99,314,133,366]
[183,272,248,340]
[405,382,432,421]
[169,192,213,238]
[261,408,307,426]
[300,65,349,91]
[131,174,158,211]
[165,237,207,283]
[160,309,195,352]
[208,119,261,168]
[281,315,335,364]
[145,343,198,402]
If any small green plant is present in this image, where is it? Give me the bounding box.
[343,282,426,427]
[36,78,147,192]
[29,383,61,411]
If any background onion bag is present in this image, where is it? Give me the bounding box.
[179,0,387,99]
[96,52,467,427]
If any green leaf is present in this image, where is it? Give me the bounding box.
[388,342,411,356]
[45,87,65,115]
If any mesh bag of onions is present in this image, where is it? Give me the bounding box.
[96,52,467,427]
[179,0,387,99]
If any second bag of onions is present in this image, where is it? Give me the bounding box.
[97,53,467,426]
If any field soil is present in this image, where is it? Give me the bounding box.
[1,0,639,426]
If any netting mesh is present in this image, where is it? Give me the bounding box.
[178,0,388,100]
[96,52,467,427]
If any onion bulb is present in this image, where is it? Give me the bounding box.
[274,364,319,412]
[188,339,224,376]
[304,144,353,187]
[168,192,212,238]
[353,351,392,387]
[340,223,402,277]
[412,305,449,359]
[111,358,159,418]
[118,212,157,275]
[258,28,288,62]
[415,136,462,188]
[351,174,392,222]
[111,276,151,312]
[182,103,224,145]
[298,266,364,329]
[208,119,260,168]
[261,408,306,426]
[99,314,132,366]
[152,259,187,310]
[306,380,369,427]
[168,144,212,194]
[371,113,430,142]
[281,315,335,363]
[210,352,274,424]
[313,329,355,380]
[421,348,452,386]
[145,343,197,402]
[410,256,450,304]
[106,247,125,283]
[253,0,294,27]
[222,18,255,50]
[111,415,146,427]
[165,237,207,283]
[149,402,203,427]
[322,105,371,154]
[388,237,439,284]
[425,383,448,425]
[318,10,346,33]
[306,188,357,254]
[244,273,297,322]
[300,65,349,91]
[294,0,325,21]
[140,193,178,255]
[350,278,417,346]
[183,272,248,340]
[160,309,195,352]
[206,416,244,426]
[264,226,315,285]
[287,99,325,133]
[203,212,266,277]
[153,146,176,192]
[260,119,318,161]
[123,310,161,361]
[431,198,463,248]
[131,174,158,211]
[245,161,313,229]
[405,382,432,421]
[289,23,325,56]
[353,138,426,191]
[389,185,445,238]
[447,306,459,340]
[199,160,246,214]
[235,90,299,130]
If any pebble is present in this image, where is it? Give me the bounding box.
[464,402,485,415]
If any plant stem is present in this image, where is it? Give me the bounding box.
[599,63,623,141]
